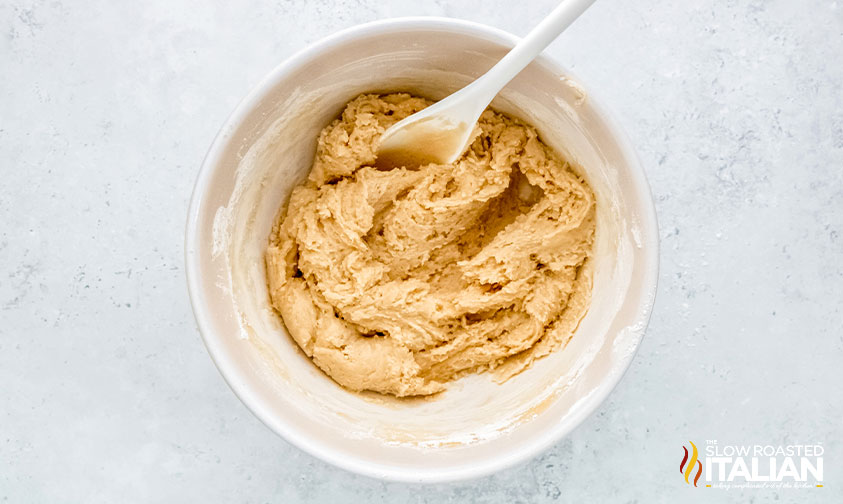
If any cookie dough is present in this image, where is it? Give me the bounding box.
[265,93,595,397]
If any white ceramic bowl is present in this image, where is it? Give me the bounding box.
[185,17,658,482]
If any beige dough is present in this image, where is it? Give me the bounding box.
[265,93,596,397]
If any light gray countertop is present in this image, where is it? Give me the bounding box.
[1,0,841,502]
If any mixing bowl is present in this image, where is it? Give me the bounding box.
[185,17,658,482]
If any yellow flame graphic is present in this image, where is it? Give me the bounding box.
[684,441,699,484]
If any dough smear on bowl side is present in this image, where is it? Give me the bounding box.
[265,93,595,397]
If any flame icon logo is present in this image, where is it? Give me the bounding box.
[680,441,703,487]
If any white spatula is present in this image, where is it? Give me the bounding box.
[376,0,597,169]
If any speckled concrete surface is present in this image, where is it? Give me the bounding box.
[1,0,842,502]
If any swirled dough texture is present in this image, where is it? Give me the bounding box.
[265,94,595,397]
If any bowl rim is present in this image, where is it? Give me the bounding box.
[185,16,660,483]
